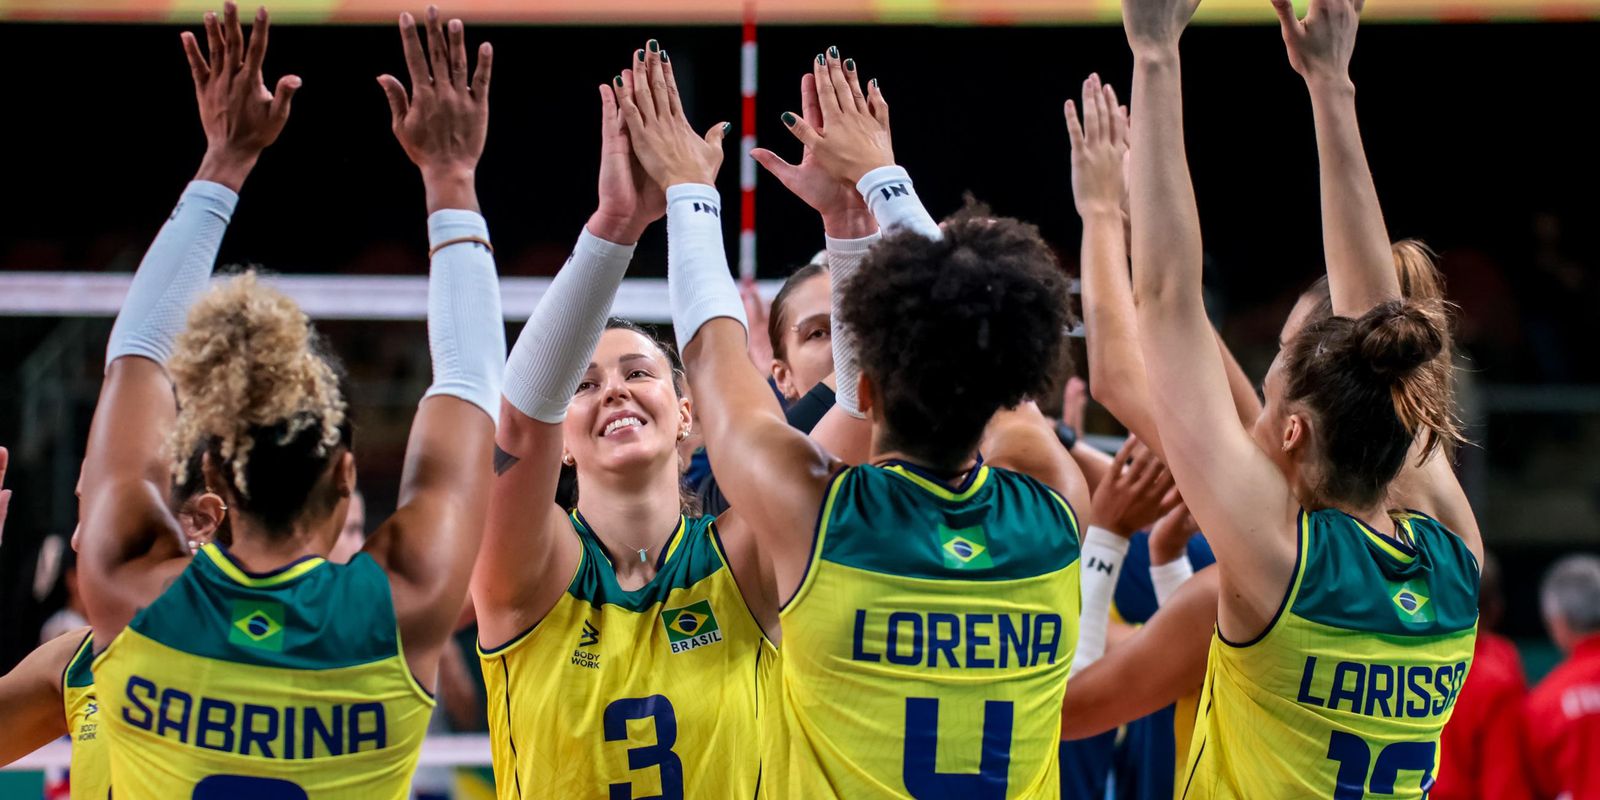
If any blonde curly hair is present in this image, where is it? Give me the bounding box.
[168,271,346,502]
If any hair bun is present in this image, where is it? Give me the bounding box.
[1354,300,1446,379]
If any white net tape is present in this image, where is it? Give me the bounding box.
[0,272,786,324]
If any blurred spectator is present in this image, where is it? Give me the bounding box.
[1522,214,1590,382]
[1525,554,1600,799]
[1433,552,1531,799]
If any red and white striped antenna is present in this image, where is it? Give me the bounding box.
[738,0,758,281]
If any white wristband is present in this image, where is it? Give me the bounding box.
[824,231,881,419]
[665,184,746,354]
[1151,554,1195,607]
[106,180,239,370]
[502,228,636,423]
[856,165,942,241]
[1073,525,1130,675]
[422,210,506,422]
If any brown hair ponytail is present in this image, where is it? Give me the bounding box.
[1285,299,1465,507]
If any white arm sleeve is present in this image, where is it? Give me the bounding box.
[666,184,747,354]
[105,180,239,370]
[1072,526,1130,675]
[856,165,942,241]
[422,210,506,422]
[824,231,881,419]
[1150,553,1196,607]
[502,228,636,423]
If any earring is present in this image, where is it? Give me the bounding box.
[563,454,576,466]
[678,426,691,442]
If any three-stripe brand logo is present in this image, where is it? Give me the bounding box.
[879,184,910,201]
[578,620,600,648]
[692,202,720,218]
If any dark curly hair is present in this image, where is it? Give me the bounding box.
[838,204,1075,472]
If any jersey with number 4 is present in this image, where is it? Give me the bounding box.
[767,461,1082,799]
[479,512,768,799]
[1182,509,1479,799]
[93,544,435,800]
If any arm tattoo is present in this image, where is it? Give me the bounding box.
[493,445,520,477]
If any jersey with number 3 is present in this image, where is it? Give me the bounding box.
[767,461,1082,799]
[92,544,435,800]
[1182,508,1479,799]
[479,512,768,799]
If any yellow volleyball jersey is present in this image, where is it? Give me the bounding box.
[1182,509,1479,800]
[769,461,1082,799]
[63,631,110,800]
[479,512,767,799]
[93,544,435,800]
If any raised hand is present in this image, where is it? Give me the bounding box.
[1121,0,1202,57]
[181,3,300,190]
[378,6,492,212]
[752,72,874,238]
[1150,500,1200,566]
[0,446,10,547]
[1270,0,1362,85]
[1065,74,1130,219]
[616,40,728,188]
[778,48,892,187]
[740,279,776,374]
[589,79,665,244]
[1061,376,1088,435]
[1089,436,1182,536]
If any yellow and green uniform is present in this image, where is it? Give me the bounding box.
[1182,509,1479,799]
[479,512,768,799]
[63,631,109,799]
[768,461,1082,799]
[93,544,434,800]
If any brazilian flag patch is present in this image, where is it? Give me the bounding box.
[939,525,992,570]
[229,599,286,652]
[662,600,723,655]
[1389,580,1435,625]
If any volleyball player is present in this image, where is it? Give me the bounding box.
[0,452,226,799]
[76,5,504,797]
[1120,1,1481,798]
[620,42,1087,796]
[469,40,783,795]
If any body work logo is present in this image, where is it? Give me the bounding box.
[662,600,723,654]
[939,525,992,570]
[1390,580,1435,625]
[571,620,601,669]
[229,599,286,652]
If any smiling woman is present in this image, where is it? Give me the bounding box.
[467,41,786,799]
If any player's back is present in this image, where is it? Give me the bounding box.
[769,461,1082,799]
[94,544,433,800]
[1183,509,1479,799]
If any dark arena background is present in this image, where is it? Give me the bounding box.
[1,1,1598,795]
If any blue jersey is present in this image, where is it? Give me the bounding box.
[1113,533,1215,800]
